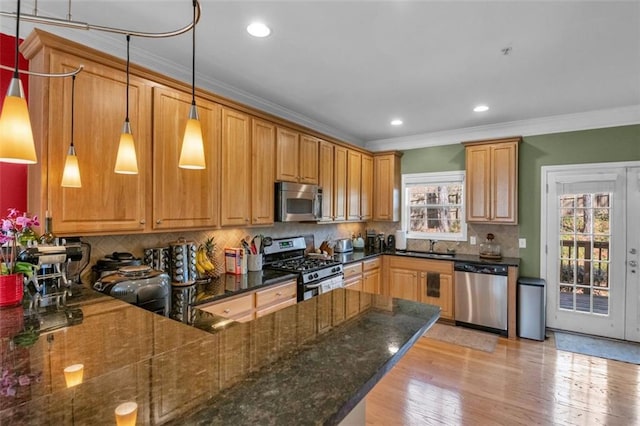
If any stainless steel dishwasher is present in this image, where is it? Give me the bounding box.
[454,261,508,335]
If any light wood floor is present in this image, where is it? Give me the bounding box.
[366,331,639,425]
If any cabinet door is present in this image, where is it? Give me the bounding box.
[363,269,380,295]
[360,153,373,221]
[465,145,491,223]
[345,277,363,319]
[346,150,362,221]
[152,87,221,229]
[276,127,299,182]
[333,146,348,221]
[491,142,518,223]
[318,141,335,221]
[420,272,454,320]
[251,118,276,225]
[220,107,251,226]
[388,268,418,301]
[46,53,151,234]
[299,134,319,184]
[373,153,401,222]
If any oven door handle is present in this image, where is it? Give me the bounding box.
[305,283,323,289]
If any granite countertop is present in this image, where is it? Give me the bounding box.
[0,288,439,425]
[335,249,520,267]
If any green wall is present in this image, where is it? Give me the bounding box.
[401,124,640,276]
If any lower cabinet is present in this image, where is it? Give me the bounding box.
[386,257,455,320]
[198,279,297,322]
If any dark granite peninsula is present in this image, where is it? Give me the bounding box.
[0,288,439,425]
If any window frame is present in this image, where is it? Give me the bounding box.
[401,171,467,242]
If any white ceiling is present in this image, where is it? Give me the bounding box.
[2,0,640,150]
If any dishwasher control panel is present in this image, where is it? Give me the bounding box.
[454,262,508,276]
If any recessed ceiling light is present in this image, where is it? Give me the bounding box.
[390,119,403,126]
[247,22,271,38]
[473,105,489,112]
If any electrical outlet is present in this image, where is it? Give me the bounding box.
[470,236,477,245]
[519,238,527,248]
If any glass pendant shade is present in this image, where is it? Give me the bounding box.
[178,104,205,169]
[114,120,138,174]
[0,78,37,164]
[61,145,81,187]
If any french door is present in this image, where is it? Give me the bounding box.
[542,162,640,341]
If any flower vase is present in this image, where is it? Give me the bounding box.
[0,274,24,308]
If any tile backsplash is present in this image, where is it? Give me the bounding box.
[370,222,520,257]
[80,221,518,283]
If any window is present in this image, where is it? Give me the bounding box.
[401,171,467,241]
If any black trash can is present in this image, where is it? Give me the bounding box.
[517,277,546,341]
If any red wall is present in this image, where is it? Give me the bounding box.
[0,32,29,215]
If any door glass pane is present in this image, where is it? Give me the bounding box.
[557,193,611,315]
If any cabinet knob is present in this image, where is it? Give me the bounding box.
[139,220,146,225]
[223,309,230,314]
[156,219,162,224]
[276,292,282,296]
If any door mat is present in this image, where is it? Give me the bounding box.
[424,323,498,353]
[554,332,640,365]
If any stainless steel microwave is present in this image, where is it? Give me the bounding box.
[275,182,322,222]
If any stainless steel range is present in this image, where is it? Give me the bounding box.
[263,236,343,301]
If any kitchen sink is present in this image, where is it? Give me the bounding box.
[395,251,456,259]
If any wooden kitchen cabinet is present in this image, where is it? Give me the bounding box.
[373,152,402,222]
[386,256,455,320]
[152,87,221,229]
[199,293,254,322]
[362,257,381,295]
[333,146,348,221]
[318,140,335,221]
[463,137,521,224]
[255,280,297,317]
[251,118,276,225]
[24,42,153,235]
[299,134,320,184]
[346,149,362,221]
[360,153,374,221]
[220,107,251,226]
[276,127,319,184]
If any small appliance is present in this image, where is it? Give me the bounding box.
[334,238,353,253]
[93,265,171,316]
[91,252,142,283]
[275,182,322,222]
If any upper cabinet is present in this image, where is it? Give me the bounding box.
[346,149,362,221]
[318,141,335,222]
[251,118,276,225]
[360,154,373,221]
[373,152,402,222]
[24,39,153,235]
[276,127,319,184]
[463,137,521,224]
[220,107,251,226]
[152,87,221,230]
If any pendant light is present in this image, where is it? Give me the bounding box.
[61,75,81,187]
[114,35,138,174]
[0,0,37,164]
[178,0,205,170]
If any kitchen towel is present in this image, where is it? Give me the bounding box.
[427,272,440,298]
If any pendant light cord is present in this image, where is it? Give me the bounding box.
[14,0,21,79]
[191,0,196,105]
[125,34,130,122]
[70,75,75,147]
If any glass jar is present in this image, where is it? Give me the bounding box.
[479,233,501,258]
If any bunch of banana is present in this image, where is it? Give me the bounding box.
[195,245,216,276]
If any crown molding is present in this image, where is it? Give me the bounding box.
[365,105,640,152]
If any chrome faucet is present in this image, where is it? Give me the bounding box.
[428,239,438,253]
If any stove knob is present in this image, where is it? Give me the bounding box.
[307,274,314,281]
[314,273,319,279]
